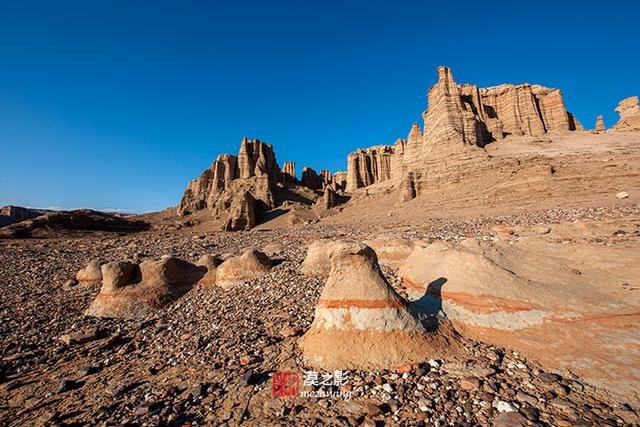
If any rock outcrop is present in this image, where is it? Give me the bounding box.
[282,162,296,184]
[300,241,456,370]
[613,96,640,132]
[332,171,347,192]
[0,206,47,227]
[398,226,640,398]
[595,115,606,132]
[85,257,205,318]
[223,191,256,231]
[215,249,271,289]
[177,138,280,219]
[0,209,149,239]
[301,166,322,190]
[76,260,104,285]
[346,146,394,192]
[345,66,582,193]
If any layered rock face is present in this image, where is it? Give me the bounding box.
[345,66,581,192]
[346,146,395,192]
[282,161,296,184]
[613,96,640,131]
[595,115,606,132]
[177,138,281,221]
[397,223,640,398]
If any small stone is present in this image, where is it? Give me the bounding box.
[60,328,99,345]
[64,278,79,287]
[55,379,78,393]
[616,191,629,199]
[366,403,383,417]
[460,377,480,391]
[239,356,252,366]
[239,370,255,387]
[480,392,495,402]
[387,398,400,412]
[280,324,300,338]
[417,398,431,412]
[493,400,517,413]
[538,372,561,383]
[381,383,393,393]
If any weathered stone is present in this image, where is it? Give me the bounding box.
[177,138,280,218]
[299,241,458,370]
[223,191,256,231]
[76,260,104,285]
[612,96,640,132]
[195,254,223,286]
[85,258,205,318]
[301,166,322,190]
[215,249,271,289]
[595,115,606,132]
[399,229,640,399]
[300,240,345,277]
[282,161,296,184]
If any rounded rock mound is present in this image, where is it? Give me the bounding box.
[85,257,206,319]
[76,259,104,285]
[299,241,458,370]
[215,249,271,289]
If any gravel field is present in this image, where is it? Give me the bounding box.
[1,206,639,426]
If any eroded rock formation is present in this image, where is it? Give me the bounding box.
[76,260,104,285]
[345,66,582,192]
[177,138,280,219]
[282,161,296,184]
[215,249,272,289]
[299,241,457,370]
[595,115,606,132]
[613,96,640,132]
[85,257,205,319]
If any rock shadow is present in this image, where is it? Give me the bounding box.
[410,277,447,331]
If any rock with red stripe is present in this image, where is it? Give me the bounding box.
[300,241,456,370]
[398,233,640,400]
[84,257,206,319]
[76,259,104,285]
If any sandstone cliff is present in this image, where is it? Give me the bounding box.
[345,66,582,192]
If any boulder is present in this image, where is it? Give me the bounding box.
[215,249,271,289]
[195,254,223,285]
[76,259,104,285]
[85,257,205,319]
[299,241,457,370]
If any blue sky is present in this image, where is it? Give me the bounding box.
[0,0,638,212]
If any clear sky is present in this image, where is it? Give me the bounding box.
[1,0,638,212]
